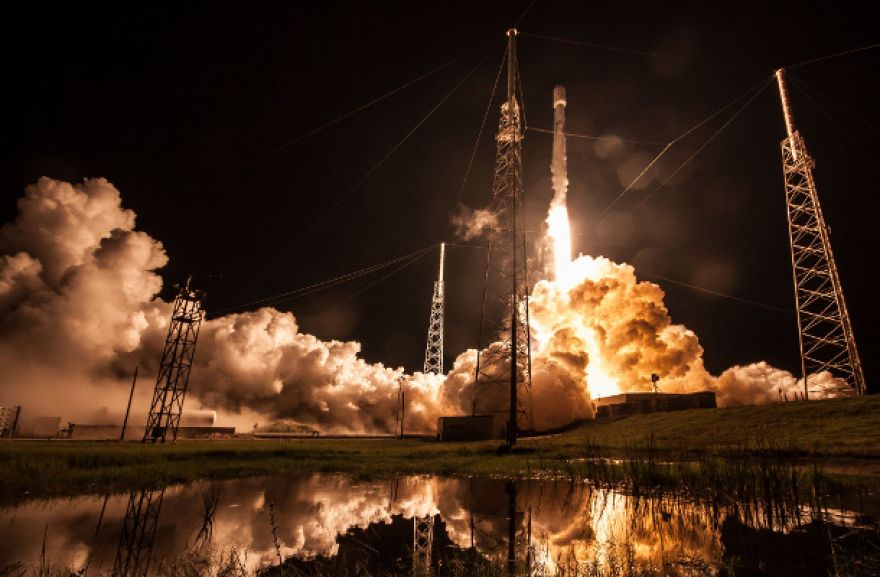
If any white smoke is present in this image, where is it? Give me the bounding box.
[0,177,447,433]
[0,178,850,436]
[451,203,498,241]
[715,362,849,406]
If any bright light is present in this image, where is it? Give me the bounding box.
[546,202,572,284]
[538,194,622,400]
[585,328,619,398]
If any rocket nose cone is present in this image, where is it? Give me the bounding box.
[553,85,567,108]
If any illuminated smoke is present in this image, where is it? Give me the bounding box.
[451,203,498,241]
[0,178,850,435]
[0,178,447,432]
[715,362,848,406]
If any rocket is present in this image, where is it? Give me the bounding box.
[551,85,568,197]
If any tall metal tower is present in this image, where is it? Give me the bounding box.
[423,243,445,374]
[775,68,865,397]
[143,276,206,442]
[474,29,532,446]
[417,241,441,573]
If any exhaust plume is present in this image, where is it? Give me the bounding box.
[0,178,851,435]
[451,203,498,241]
[0,178,447,433]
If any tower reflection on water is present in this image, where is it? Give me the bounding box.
[0,473,874,576]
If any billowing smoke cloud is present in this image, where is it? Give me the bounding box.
[715,362,847,406]
[0,178,849,436]
[0,178,448,433]
[451,203,497,241]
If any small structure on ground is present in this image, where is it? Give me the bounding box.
[437,415,505,441]
[594,391,716,418]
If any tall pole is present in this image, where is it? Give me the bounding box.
[776,69,808,400]
[507,28,518,448]
[776,69,798,159]
[121,365,139,441]
[439,241,445,284]
[398,377,405,439]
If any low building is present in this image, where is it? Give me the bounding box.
[437,414,506,441]
[14,416,61,438]
[67,423,235,440]
[594,391,716,418]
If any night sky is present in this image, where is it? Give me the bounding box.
[5,1,879,393]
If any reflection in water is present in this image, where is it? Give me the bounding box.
[0,473,875,575]
[113,489,165,576]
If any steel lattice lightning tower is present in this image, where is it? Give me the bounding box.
[423,243,445,374]
[474,29,532,446]
[417,243,442,572]
[775,68,865,398]
[143,276,205,442]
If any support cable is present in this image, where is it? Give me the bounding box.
[596,76,774,219]
[631,77,774,211]
[513,0,538,27]
[448,48,507,234]
[243,36,495,167]
[520,31,692,61]
[789,75,879,134]
[525,126,666,145]
[638,271,795,315]
[216,244,438,315]
[314,246,437,315]
[789,77,879,168]
[250,45,496,287]
[785,42,880,69]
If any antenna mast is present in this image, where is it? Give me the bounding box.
[775,68,865,397]
[474,29,532,446]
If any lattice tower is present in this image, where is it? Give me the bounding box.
[143,276,205,442]
[474,29,532,446]
[423,243,445,374]
[776,68,865,397]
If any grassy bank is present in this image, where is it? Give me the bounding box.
[1,396,878,501]
[532,394,880,457]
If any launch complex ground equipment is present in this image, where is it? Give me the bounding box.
[775,69,865,398]
[474,29,532,447]
[143,276,205,443]
[423,243,445,376]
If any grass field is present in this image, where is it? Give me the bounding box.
[1,395,878,502]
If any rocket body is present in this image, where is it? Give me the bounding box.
[551,85,568,197]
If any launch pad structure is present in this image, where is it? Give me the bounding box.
[775,69,866,398]
[474,29,533,447]
[423,243,445,375]
[143,276,206,443]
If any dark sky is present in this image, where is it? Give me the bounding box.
[5,1,879,392]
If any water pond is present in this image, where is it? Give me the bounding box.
[1,473,878,576]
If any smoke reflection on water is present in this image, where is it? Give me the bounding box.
[0,473,872,575]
